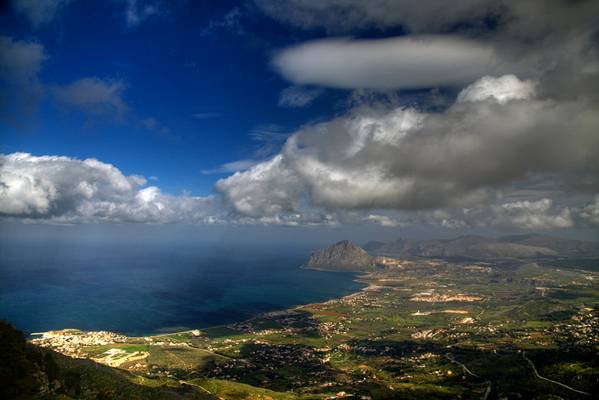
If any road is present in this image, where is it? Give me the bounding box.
[445,353,479,377]
[522,351,591,396]
[445,353,493,400]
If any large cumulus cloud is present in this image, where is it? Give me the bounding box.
[216,74,599,229]
[0,153,219,224]
[215,155,302,217]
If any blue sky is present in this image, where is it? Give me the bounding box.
[1,0,598,239]
[1,0,340,195]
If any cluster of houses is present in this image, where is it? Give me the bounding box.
[31,329,127,358]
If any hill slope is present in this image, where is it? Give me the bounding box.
[363,234,598,260]
[0,321,214,400]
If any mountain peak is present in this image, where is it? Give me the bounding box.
[307,240,373,271]
[335,239,359,248]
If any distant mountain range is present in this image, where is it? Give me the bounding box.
[364,234,599,260]
[306,234,599,272]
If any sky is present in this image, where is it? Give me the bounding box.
[1,0,599,241]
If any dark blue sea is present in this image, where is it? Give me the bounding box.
[0,240,364,336]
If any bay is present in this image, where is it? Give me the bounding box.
[0,240,364,336]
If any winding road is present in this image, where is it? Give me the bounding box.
[522,352,591,396]
[445,353,493,400]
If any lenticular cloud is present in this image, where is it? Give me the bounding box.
[273,36,502,89]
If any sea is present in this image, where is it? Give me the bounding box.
[0,239,364,336]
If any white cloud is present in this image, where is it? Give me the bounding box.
[53,77,128,117]
[365,214,403,227]
[423,199,575,230]
[278,86,322,107]
[1,149,595,230]
[426,198,577,230]
[488,199,573,229]
[457,75,536,104]
[215,155,304,217]
[0,153,218,224]
[13,0,71,28]
[273,36,502,90]
[581,196,599,226]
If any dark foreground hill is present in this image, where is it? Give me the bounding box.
[0,321,213,400]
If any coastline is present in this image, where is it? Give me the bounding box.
[28,266,369,341]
